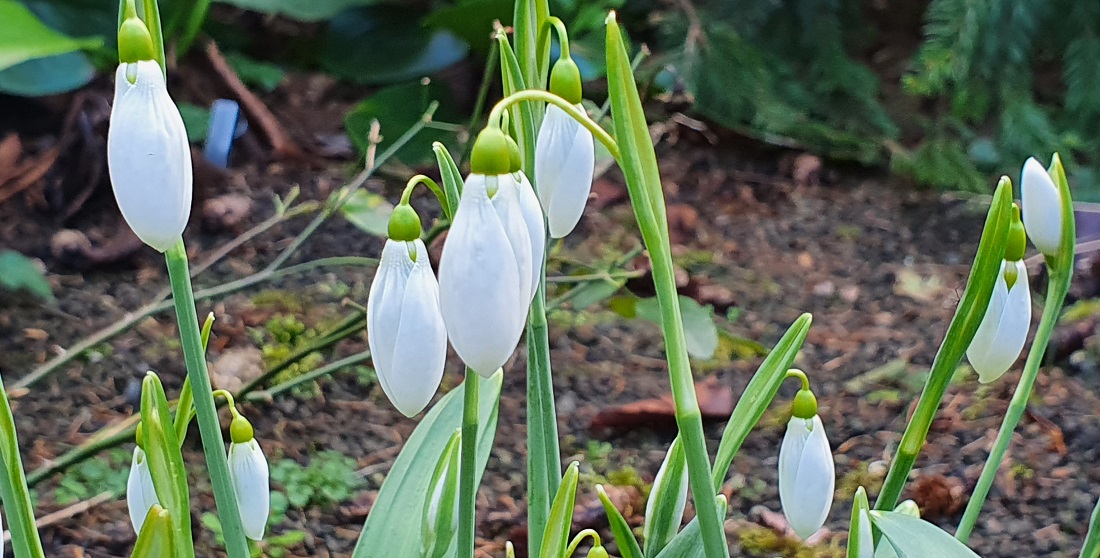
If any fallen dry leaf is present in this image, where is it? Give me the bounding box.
[589,377,733,433]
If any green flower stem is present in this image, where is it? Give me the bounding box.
[0,373,45,558]
[874,180,1014,512]
[605,13,726,556]
[1081,496,1100,558]
[957,155,1076,543]
[527,275,561,557]
[564,529,601,557]
[400,174,448,217]
[486,90,620,160]
[165,239,250,558]
[955,265,1070,542]
[457,369,480,558]
[538,16,571,60]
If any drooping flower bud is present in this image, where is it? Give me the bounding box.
[535,57,595,239]
[778,385,834,539]
[967,204,1031,384]
[227,415,269,541]
[126,442,159,535]
[1021,157,1064,256]
[367,233,447,416]
[107,59,192,252]
[438,128,537,376]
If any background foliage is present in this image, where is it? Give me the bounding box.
[3,0,1100,196]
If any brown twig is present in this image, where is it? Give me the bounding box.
[0,147,60,205]
[2,491,116,543]
[203,40,302,160]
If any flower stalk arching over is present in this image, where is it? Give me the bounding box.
[778,371,834,539]
[107,59,192,253]
[367,236,448,417]
[227,415,269,541]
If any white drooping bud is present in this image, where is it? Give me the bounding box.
[367,238,448,416]
[966,259,1031,383]
[534,104,595,238]
[126,446,159,535]
[107,60,192,252]
[1020,157,1063,256]
[512,171,547,300]
[227,416,269,541]
[778,414,835,539]
[438,173,533,376]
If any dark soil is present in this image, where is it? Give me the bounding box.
[1,63,1099,558]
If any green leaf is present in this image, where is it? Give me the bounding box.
[870,512,981,558]
[424,0,513,58]
[132,506,175,558]
[351,372,502,557]
[0,250,53,301]
[431,142,462,221]
[635,296,718,359]
[344,80,458,165]
[341,190,393,238]
[539,462,580,558]
[322,7,468,86]
[213,0,380,21]
[177,102,210,143]
[652,495,727,558]
[596,485,644,558]
[643,437,687,557]
[225,51,285,92]
[0,51,94,96]
[711,313,811,489]
[0,0,99,72]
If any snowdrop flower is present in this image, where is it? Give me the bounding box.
[535,57,594,238]
[1021,157,1063,256]
[967,206,1031,383]
[367,204,447,416]
[107,13,191,253]
[228,415,269,541]
[778,376,834,539]
[507,138,546,299]
[439,128,537,376]
[126,444,159,535]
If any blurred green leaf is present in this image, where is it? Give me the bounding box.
[424,0,512,57]
[214,0,380,21]
[870,511,981,557]
[225,51,285,92]
[0,250,53,301]
[341,191,393,238]
[0,0,99,72]
[0,50,94,96]
[177,102,211,143]
[635,296,719,359]
[322,7,468,86]
[344,79,459,164]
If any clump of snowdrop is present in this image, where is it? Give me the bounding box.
[777,371,834,539]
[535,54,595,238]
[367,202,448,416]
[966,204,1031,383]
[438,127,544,375]
[106,9,192,253]
[227,415,269,541]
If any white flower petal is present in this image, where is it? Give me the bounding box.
[228,439,270,541]
[514,172,546,300]
[967,260,1031,383]
[387,242,447,416]
[778,415,834,539]
[535,104,596,238]
[367,239,409,386]
[439,174,525,376]
[490,175,535,303]
[1021,157,1063,255]
[107,61,192,252]
[126,447,159,535]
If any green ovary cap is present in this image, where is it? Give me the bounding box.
[791,388,818,419]
[388,204,422,242]
[230,415,254,444]
[118,16,156,63]
[549,57,583,105]
[504,136,522,172]
[1005,204,1026,262]
[586,546,609,558]
[470,127,512,175]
